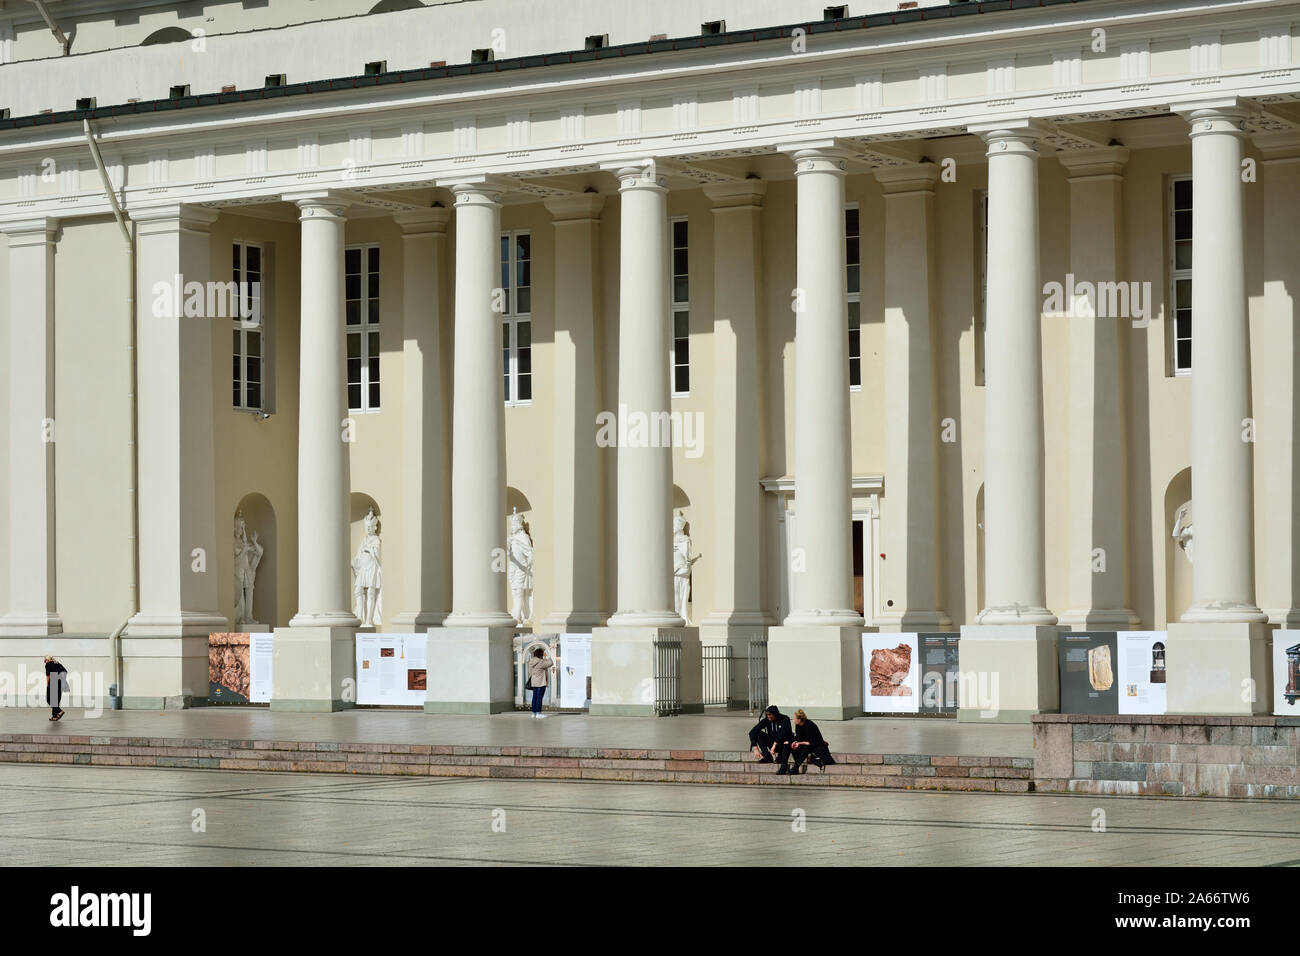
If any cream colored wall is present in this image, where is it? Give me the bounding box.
[0,232,8,620]
[209,211,302,631]
[53,217,133,633]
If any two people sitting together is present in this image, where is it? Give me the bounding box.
[748,705,836,775]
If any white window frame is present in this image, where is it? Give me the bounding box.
[670,216,690,398]
[1168,174,1193,376]
[845,202,861,391]
[231,239,269,413]
[502,229,532,406]
[346,243,381,413]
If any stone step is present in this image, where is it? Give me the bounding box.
[0,733,1034,792]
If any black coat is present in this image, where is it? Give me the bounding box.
[45,661,67,707]
[749,713,792,747]
[793,718,835,765]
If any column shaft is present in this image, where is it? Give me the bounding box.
[1,219,61,634]
[446,181,514,627]
[290,196,357,625]
[977,126,1055,625]
[786,148,860,626]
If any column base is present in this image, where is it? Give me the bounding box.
[956,624,1061,723]
[974,605,1058,627]
[1165,621,1272,715]
[117,632,215,708]
[288,611,361,628]
[390,611,449,631]
[423,626,516,714]
[1056,608,1142,629]
[0,612,63,637]
[270,625,357,712]
[875,609,953,632]
[699,616,771,709]
[589,626,702,716]
[538,611,607,633]
[1179,601,1268,624]
[766,624,865,720]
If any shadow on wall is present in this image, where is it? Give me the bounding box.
[1164,466,1193,626]
[235,493,276,627]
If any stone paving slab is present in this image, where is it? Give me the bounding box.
[0,707,1033,756]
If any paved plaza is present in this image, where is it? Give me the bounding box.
[0,708,1033,757]
[0,762,1295,866]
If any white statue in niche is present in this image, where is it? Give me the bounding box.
[673,511,701,625]
[351,507,383,627]
[233,511,264,626]
[1172,501,1193,564]
[507,509,534,624]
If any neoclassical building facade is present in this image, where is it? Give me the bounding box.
[0,0,1296,718]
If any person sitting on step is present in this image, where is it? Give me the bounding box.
[748,704,794,773]
[790,708,836,774]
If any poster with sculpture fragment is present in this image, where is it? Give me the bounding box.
[1273,630,1300,717]
[861,633,919,714]
[1058,631,1119,715]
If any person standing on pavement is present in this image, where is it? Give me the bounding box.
[527,646,554,719]
[44,656,68,722]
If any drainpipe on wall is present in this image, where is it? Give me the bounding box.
[83,119,136,709]
[27,0,70,55]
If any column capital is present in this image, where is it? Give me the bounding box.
[439,174,510,205]
[544,192,606,222]
[780,142,852,176]
[1058,145,1131,181]
[874,162,940,195]
[702,179,766,208]
[0,216,58,245]
[282,190,350,221]
[600,158,668,192]
[1171,97,1249,136]
[393,206,450,235]
[969,119,1049,156]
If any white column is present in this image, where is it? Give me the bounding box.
[392,208,451,630]
[444,179,515,628]
[785,146,861,627]
[875,164,950,631]
[126,204,225,706]
[1254,133,1300,626]
[1057,147,1139,629]
[541,194,607,631]
[607,163,680,628]
[288,195,358,627]
[1180,105,1265,624]
[1,218,61,635]
[973,124,1055,626]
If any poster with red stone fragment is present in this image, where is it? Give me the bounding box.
[861,633,920,713]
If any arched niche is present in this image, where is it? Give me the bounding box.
[234,493,276,627]
[142,27,193,45]
[1164,467,1193,625]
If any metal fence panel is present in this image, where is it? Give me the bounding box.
[653,639,683,716]
[747,639,768,714]
[701,645,732,707]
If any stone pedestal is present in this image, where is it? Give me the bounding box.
[590,626,702,717]
[424,626,515,714]
[119,634,211,709]
[956,624,1060,723]
[1165,621,1271,715]
[270,625,356,712]
[766,625,864,720]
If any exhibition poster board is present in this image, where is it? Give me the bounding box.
[1058,631,1119,715]
[249,632,274,703]
[1116,631,1167,715]
[356,633,428,706]
[917,632,960,713]
[1273,629,1300,717]
[209,632,252,703]
[559,633,593,710]
[861,632,920,714]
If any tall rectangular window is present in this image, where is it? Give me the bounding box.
[346,244,381,412]
[502,230,532,405]
[232,240,264,411]
[1169,175,1193,375]
[845,204,861,390]
[671,217,690,396]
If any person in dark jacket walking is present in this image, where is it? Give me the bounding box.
[789,709,836,774]
[44,656,68,721]
[748,705,794,773]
